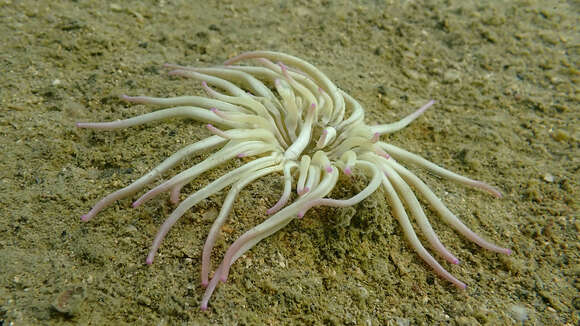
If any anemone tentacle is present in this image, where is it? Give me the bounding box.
[77,50,510,311]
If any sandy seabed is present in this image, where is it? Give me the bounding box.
[1,1,578,325]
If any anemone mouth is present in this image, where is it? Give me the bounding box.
[76,50,510,310]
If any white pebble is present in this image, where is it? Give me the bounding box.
[509,304,528,322]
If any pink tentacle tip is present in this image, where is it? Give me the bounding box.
[200,304,208,311]
[491,189,503,198]
[210,107,227,119]
[371,132,380,143]
[145,257,154,265]
[119,94,144,104]
[297,211,305,219]
[326,165,333,173]
[297,186,310,196]
[452,258,460,265]
[201,280,209,288]
[80,214,90,222]
[375,148,390,159]
[131,201,141,208]
[237,153,246,158]
[278,62,288,72]
[344,167,352,176]
[266,207,276,215]
[475,181,502,198]
[162,63,181,70]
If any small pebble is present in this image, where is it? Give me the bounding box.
[443,70,460,83]
[509,304,528,322]
[110,4,122,11]
[551,129,570,142]
[543,173,554,182]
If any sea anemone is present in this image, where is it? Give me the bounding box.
[77,51,511,310]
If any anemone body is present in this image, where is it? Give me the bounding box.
[77,51,510,310]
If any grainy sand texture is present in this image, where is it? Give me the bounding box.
[1,0,578,325]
